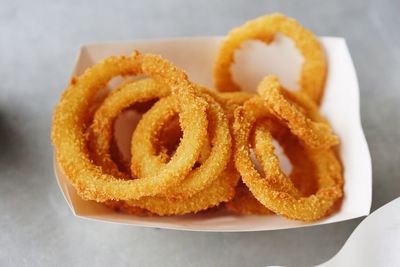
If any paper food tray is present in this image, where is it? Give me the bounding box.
[53,36,372,232]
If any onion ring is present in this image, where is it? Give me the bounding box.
[227,116,320,215]
[88,78,170,179]
[213,13,327,104]
[149,114,212,168]
[131,92,232,199]
[258,75,338,149]
[233,97,343,221]
[52,52,208,201]
[259,121,318,196]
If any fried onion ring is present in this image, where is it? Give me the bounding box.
[52,52,208,201]
[233,97,343,221]
[257,119,318,197]
[227,116,321,215]
[88,78,170,179]
[131,92,232,199]
[213,13,327,104]
[258,75,338,149]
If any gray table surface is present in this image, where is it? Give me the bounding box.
[1,0,399,266]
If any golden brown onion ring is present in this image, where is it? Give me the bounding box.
[131,92,232,199]
[227,116,321,215]
[88,78,170,179]
[52,52,208,202]
[259,120,318,197]
[233,97,343,221]
[213,13,327,104]
[258,76,338,149]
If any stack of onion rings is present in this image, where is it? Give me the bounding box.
[52,13,343,221]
